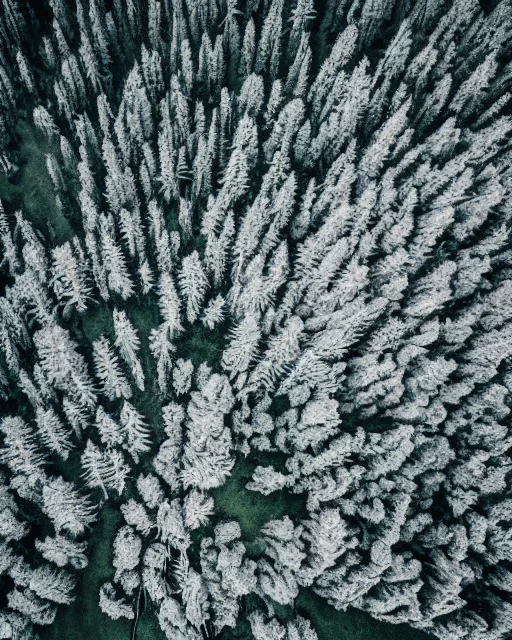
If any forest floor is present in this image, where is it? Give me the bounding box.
[1,124,430,640]
[0,121,74,243]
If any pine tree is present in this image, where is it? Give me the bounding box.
[99,582,134,620]
[173,359,194,396]
[178,252,209,325]
[35,406,74,460]
[81,440,128,498]
[29,565,76,605]
[42,477,97,537]
[7,588,57,626]
[33,325,96,408]
[35,535,88,570]
[113,309,145,391]
[98,214,134,300]
[119,401,151,463]
[92,335,132,401]
[0,416,47,479]
[181,374,235,490]
[51,240,93,316]
[120,499,153,536]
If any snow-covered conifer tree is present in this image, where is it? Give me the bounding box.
[181,374,235,490]
[172,358,194,396]
[2,2,512,639]
[99,583,134,620]
[178,251,209,325]
[35,535,88,569]
[51,240,93,316]
[42,477,97,536]
[119,401,151,463]
[92,335,132,401]
[113,309,145,391]
[29,565,75,605]
[81,440,129,498]
[35,406,74,460]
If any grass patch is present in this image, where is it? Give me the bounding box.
[296,590,431,640]
[174,322,226,368]
[79,303,115,344]
[213,456,306,540]
[0,121,74,243]
[127,302,160,339]
[136,607,166,640]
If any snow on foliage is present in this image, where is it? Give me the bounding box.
[0,0,512,639]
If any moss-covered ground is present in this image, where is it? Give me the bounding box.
[0,121,74,243]
[213,454,306,540]
[2,123,431,640]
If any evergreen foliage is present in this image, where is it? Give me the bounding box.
[0,1,512,640]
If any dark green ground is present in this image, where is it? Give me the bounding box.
[3,124,430,640]
[0,122,74,243]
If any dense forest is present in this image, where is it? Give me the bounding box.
[0,1,512,640]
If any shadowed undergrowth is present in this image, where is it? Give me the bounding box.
[0,121,73,243]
